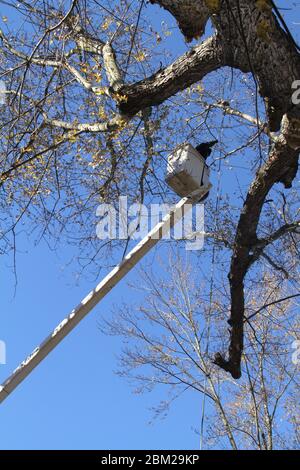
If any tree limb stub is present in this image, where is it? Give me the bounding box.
[103,43,124,91]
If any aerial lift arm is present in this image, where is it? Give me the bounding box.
[0,187,209,403]
[0,143,211,404]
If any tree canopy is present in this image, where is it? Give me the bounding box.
[1,0,299,385]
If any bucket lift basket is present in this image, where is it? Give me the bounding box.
[166,143,211,198]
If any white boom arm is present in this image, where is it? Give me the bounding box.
[0,187,209,404]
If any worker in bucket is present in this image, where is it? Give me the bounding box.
[195,140,218,202]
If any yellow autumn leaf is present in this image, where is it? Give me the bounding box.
[114,92,128,103]
[102,18,112,31]
[134,51,146,62]
[92,73,102,83]
[94,87,106,96]
[68,133,78,143]
[98,106,107,119]
[80,64,89,73]
[195,83,204,94]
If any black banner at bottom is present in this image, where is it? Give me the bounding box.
[0,449,296,464]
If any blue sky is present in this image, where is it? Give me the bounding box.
[0,0,299,450]
[0,236,203,449]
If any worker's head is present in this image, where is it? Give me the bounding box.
[207,140,218,148]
